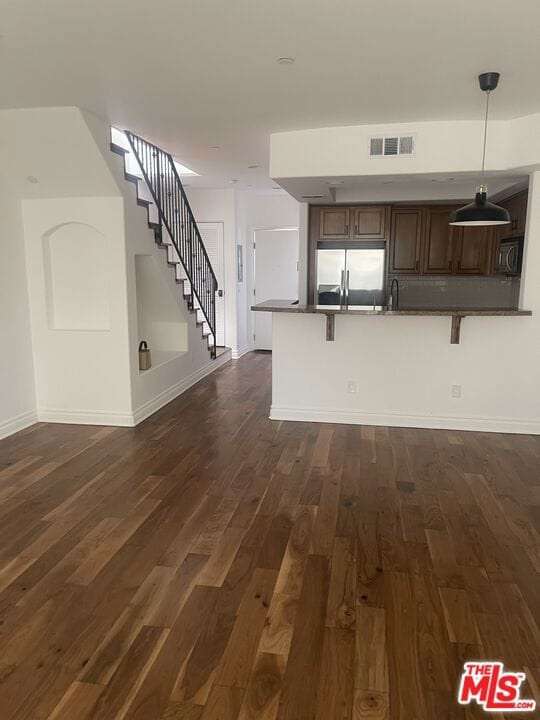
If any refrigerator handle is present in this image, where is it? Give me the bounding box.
[345,270,350,309]
[340,270,345,309]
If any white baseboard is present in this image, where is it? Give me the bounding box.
[37,408,135,426]
[270,405,540,435]
[35,352,231,429]
[0,409,38,440]
[132,349,231,424]
[232,345,251,360]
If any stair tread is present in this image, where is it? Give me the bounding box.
[110,142,129,156]
[124,172,140,184]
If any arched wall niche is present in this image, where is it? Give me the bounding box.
[42,221,111,331]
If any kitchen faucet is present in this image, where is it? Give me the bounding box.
[390,278,400,310]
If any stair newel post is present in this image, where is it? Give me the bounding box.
[212,275,218,358]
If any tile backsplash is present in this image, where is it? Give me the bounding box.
[387,275,521,309]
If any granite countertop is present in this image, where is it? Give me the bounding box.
[251,300,532,317]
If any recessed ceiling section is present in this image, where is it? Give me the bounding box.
[277,172,529,204]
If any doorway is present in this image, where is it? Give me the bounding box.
[254,228,299,350]
[198,222,225,347]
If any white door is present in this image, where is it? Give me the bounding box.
[198,222,225,347]
[254,229,299,350]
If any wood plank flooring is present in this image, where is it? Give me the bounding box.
[0,351,539,719]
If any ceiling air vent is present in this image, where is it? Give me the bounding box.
[369,135,415,157]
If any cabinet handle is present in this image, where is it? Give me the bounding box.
[448,260,452,270]
[457,260,461,271]
[354,225,358,235]
[415,259,419,271]
[345,225,349,235]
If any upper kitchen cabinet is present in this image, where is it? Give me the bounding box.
[501,190,528,237]
[319,207,351,239]
[317,205,390,240]
[388,208,423,274]
[352,206,389,240]
[423,207,458,274]
[453,226,491,274]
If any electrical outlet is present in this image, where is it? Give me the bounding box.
[347,380,357,394]
[451,384,462,399]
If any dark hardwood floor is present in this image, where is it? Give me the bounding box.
[0,352,538,719]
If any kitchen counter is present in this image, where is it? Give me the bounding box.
[251,300,532,343]
[252,299,531,316]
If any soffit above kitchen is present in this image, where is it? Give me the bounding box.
[277,171,529,205]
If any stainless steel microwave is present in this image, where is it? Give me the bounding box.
[497,236,523,275]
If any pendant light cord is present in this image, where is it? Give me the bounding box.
[480,90,491,180]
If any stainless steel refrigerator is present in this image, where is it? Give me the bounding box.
[316,243,386,307]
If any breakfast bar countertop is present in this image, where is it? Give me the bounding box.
[251,300,532,344]
[251,299,532,317]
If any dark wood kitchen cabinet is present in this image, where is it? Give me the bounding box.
[489,190,528,273]
[452,226,491,274]
[388,208,423,274]
[309,189,528,296]
[500,190,528,237]
[317,205,390,240]
[422,207,492,276]
[352,205,389,239]
[423,207,458,274]
[319,207,351,239]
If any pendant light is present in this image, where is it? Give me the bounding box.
[449,72,510,227]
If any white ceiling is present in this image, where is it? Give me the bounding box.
[2,0,540,191]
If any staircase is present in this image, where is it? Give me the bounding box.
[110,128,218,358]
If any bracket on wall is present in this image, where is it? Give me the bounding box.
[325,313,335,341]
[450,315,463,344]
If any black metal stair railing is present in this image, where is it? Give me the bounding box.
[125,131,218,357]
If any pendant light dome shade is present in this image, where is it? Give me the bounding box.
[450,72,511,228]
[449,186,510,226]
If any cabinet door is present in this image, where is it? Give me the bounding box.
[505,196,520,235]
[319,207,351,239]
[514,191,528,234]
[501,191,527,236]
[423,207,457,274]
[453,226,490,274]
[389,208,423,274]
[353,206,388,239]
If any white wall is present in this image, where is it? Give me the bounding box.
[186,188,238,353]
[0,180,36,438]
[270,171,540,434]
[0,107,120,199]
[23,197,133,424]
[235,191,300,355]
[270,114,540,180]
[298,202,309,304]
